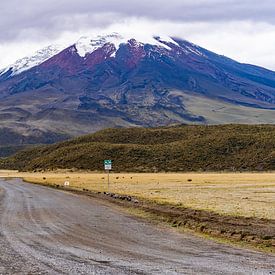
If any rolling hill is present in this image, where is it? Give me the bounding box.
[2,125,275,172]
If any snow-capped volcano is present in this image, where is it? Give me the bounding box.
[0,33,201,77]
[1,32,275,149]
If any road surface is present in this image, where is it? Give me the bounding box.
[0,178,274,274]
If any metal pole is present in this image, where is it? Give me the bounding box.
[107,169,110,192]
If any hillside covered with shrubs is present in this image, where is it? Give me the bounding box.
[1,125,275,172]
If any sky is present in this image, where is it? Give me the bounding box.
[1,0,275,70]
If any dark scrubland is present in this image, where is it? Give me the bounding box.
[1,124,275,172]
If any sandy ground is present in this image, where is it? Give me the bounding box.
[2,171,274,219]
[0,178,274,274]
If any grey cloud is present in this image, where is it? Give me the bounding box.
[1,0,275,42]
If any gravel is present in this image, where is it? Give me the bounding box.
[0,178,274,274]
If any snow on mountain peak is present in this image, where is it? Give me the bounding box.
[0,33,204,78]
[154,35,180,48]
[75,33,125,57]
[74,33,181,58]
[0,44,64,77]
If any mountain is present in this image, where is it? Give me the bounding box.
[2,125,275,172]
[1,33,275,151]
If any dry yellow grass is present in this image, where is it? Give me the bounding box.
[1,170,275,219]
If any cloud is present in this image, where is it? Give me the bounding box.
[1,0,275,70]
[2,0,275,42]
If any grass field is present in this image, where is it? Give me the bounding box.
[1,170,274,220]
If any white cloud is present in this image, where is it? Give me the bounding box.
[1,14,275,71]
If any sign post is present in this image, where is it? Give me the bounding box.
[104,160,112,191]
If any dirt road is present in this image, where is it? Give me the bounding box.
[0,179,274,274]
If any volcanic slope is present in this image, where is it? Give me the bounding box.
[1,34,275,150]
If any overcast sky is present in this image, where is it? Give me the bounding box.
[1,0,275,70]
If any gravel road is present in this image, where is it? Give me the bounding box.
[0,178,274,274]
